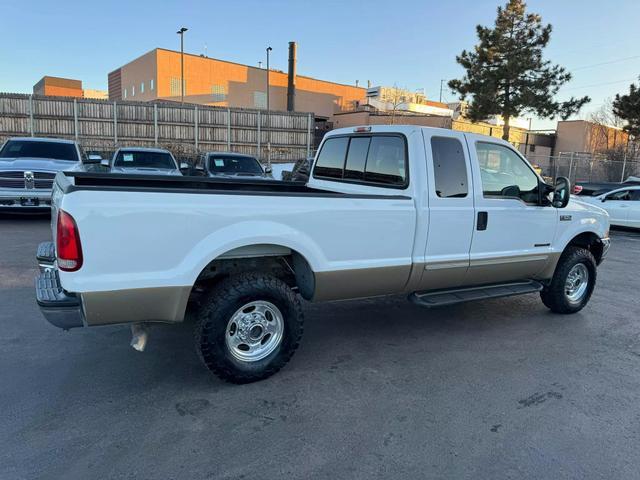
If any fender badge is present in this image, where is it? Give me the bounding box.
[560,215,572,221]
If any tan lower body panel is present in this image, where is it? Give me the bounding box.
[417,252,562,292]
[465,254,548,286]
[81,286,192,326]
[313,264,412,302]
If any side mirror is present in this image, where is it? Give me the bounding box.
[84,154,103,164]
[195,165,204,171]
[264,165,273,174]
[100,159,110,168]
[600,197,607,203]
[179,162,189,170]
[552,176,570,208]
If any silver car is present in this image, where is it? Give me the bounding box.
[0,137,87,212]
[197,152,273,179]
[100,147,187,176]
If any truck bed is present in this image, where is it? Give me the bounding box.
[63,172,408,199]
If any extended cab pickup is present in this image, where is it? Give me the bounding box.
[36,125,610,383]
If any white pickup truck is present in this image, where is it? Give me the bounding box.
[36,125,610,383]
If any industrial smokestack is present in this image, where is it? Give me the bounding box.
[287,41,297,112]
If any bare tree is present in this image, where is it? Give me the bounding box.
[379,85,409,125]
[586,100,640,181]
[587,100,626,154]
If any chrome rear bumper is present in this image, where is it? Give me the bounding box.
[36,241,56,272]
[35,268,84,330]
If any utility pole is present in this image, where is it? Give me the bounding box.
[266,46,272,168]
[439,79,446,103]
[177,27,188,103]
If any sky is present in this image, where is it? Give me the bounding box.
[2,0,640,130]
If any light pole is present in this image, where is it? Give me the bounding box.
[266,46,272,112]
[177,27,188,103]
[266,46,272,167]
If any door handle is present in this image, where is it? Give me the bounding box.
[477,211,488,231]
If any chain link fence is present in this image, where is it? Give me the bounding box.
[526,152,640,184]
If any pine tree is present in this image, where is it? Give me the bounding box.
[449,0,590,140]
[612,78,640,138]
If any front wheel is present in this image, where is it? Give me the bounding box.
[540,246,596,314]
[194,273,304,384]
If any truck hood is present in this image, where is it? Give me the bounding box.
[110,166,182,176]
[564,197,610,235]
[569,196,607,213]
[0,157,78,173]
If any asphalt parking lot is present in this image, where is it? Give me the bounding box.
[1,216,640,480]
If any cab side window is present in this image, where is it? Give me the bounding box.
[476,142,539,204]
[431,137,468,198]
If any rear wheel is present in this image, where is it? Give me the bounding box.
[540,246,596,314]
[194,273,304,384]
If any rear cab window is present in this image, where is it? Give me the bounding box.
[313,134,408,189]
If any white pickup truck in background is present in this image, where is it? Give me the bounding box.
[36,125,610,383]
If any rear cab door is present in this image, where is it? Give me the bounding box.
[465,135,557,283]
[419,129,475,290]
[307,126,420,298]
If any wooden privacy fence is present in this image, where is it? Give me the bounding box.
[0,93,314,163]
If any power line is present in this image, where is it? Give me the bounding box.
[561,78,637,91]
[569,55,640,72]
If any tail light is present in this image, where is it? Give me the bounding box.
[57,210,83,271]
[573,185,583,195]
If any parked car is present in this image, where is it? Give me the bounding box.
[0,137,90,212]
[196,152,272,179]
[281,157,313,182]
[573,178,640,196]
[575,185,640,229]
[36,125,610,384]
[269,162,295,181]
[96,147,186,176]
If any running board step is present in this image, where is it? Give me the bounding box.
[409,280,543,308]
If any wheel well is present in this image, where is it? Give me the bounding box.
[566,232,604,265]
[192,247,315,301]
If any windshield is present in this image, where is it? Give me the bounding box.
[0,140,78,161]
[113,151,176,169]
[207,155,263,175]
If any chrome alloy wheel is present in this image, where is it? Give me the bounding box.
[225,301,284,362]
[565,263,589,304]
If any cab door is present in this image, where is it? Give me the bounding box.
[419,130,475,290]
[466,138,557,284]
